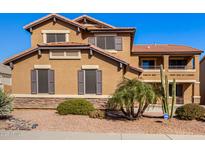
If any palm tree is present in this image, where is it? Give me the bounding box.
[108,79,158,120]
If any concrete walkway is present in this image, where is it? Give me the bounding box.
[0,131,205,140]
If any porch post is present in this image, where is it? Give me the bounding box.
[163,55,169,72]
[193,55,200,104]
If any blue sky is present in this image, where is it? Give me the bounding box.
[0,13,205,62]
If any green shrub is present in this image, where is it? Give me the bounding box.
[89,110,105,119]
[57,99,95,115]
[0,89,13,118]
[175,104,205,120]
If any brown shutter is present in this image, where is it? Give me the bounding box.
[78,70,84,95]
[48,70,55,94]
[31,70,37,94]
[96,70,102,95]
[115,37,122,51]
[88,37,96,45]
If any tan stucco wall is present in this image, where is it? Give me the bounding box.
[11,49,135,95]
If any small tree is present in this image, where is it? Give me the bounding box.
[108,79,158,120]
[0,88,13,118]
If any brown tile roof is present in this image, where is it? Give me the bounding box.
[24,14,85,31]
[3,43,142,73]
[73,15,115,29]
[3,47,39,64]
[132,44,203,54]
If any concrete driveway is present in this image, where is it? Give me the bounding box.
[0,131,205,140]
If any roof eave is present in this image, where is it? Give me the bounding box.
[131,51,203,55]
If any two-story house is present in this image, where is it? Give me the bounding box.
[3,14,202,108]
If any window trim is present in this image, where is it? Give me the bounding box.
[49,50,81,59]
[42,30,70,43]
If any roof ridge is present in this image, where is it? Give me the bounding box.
[73,14,115,28]
[24,13,85,31]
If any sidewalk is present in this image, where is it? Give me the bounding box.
[0,131,205,140]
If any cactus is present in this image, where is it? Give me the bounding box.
[170,78,176,118]
[160,64,176,119]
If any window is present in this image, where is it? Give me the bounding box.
[96,36,115,50]
[85,70,97,94]
[46,33,66,43]
[50,50,81,59]
[169,59,187,69]
[37,70,49,93]
[142,60,155,69]
[169,84,183,97]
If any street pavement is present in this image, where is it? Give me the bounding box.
[0,131,205,140]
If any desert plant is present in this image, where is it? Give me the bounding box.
[160,65,176,119]
[0,89,13,118]
[89,110,105,119]
[175,104,205,120]
[57,99,95,115]
[108,79,158,120]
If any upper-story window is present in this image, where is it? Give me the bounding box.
[42,30,70,43]
[47,33,66,43]
[96,36,115,50]
[88,35,122,51]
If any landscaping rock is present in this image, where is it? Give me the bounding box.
[6,117,38,130]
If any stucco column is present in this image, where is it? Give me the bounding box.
[186,56,193,69]
[193,55,200,103]
[192,82,200,104]
[194,55,200,81]
[163,55,169,71]
[136,56,139,68]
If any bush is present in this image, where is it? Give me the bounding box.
[0,89,13,118]
[57,99,95,115]
[175,104,205,120]
[89,110,105,119]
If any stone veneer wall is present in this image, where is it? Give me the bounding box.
[13,97,109,109]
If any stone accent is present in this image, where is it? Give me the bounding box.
[13,97,108,109]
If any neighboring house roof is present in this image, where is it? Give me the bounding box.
[73,15,115,29]
[132,44,203,54]
[0,63,11,75]
[24,14,85,31]
[3,43,143,74]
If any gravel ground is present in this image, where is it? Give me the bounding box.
[5,109,205,135]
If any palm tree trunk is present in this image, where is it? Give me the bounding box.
[135,103,142,118]
[141,102,149,115]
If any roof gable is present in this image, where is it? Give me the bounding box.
[24,14,85,32]
[73,15,115,29]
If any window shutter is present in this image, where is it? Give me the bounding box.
[78,70,84,95]
[48,70,55,94]
[115,37,123,51]
[88,37,96,45]
[31,70,37,94]
[96,70,102,95]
